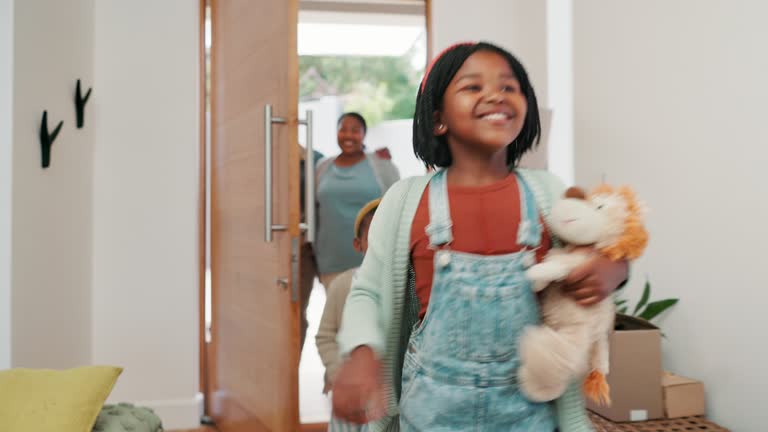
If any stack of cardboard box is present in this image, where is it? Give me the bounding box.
[587,314,706,422]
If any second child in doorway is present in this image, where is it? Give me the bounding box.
[316,199,381,432]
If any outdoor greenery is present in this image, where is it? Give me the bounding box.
[299,45,425,127]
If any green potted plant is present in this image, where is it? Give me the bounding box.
[614,278,678,324]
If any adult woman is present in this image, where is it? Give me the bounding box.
[314,112,399,288]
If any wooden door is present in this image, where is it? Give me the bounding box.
[209,0,300,431]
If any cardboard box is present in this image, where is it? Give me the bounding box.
[662,372,706,418]
[587,314,663,422]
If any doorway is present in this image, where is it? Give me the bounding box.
[296,4,428,425]
[200,1,430,430]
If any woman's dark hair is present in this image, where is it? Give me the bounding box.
[413,42,541,169]
[337,112,367,135]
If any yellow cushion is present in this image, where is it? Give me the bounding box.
[0,365,122,432]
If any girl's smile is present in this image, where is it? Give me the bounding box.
[476,108,517,124]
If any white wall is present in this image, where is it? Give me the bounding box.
[3,0,199,427]
[545,0,574,184]
[431,0,549,104]
[0,0,14,370]
[92,1,200,428]
[573,2,768,430]
[300,96,342,157]
[365,119,426,178]
[9,0,95,369]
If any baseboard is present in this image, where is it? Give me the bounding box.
[301,423,329,432]
[131,393,204,430]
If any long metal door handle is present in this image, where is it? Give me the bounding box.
[264,104,287,242]
[298,110,315,243]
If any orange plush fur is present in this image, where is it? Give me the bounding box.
[584,184,648,404]
[520,183,649,406]
[591,185,649,261]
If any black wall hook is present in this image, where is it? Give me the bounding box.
[75,79,92,129]
[40,110,63,168]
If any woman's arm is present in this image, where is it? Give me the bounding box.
[370,152,400,193]
[379,159,401,192]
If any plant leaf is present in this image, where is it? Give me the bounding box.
[639,299,679,321]
[633,280,651,315]
[615,299,627,307]
[618,306,629,315]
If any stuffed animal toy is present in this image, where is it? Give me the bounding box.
[518,184,649,405]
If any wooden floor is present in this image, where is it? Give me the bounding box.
[170,423,327,432]
[170,427,217,432]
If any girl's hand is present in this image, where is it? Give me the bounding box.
[332,346,387,424]
[560,248,629,306]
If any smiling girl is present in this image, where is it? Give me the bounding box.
[331,42,627,432]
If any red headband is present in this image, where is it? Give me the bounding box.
[420,42,476,92]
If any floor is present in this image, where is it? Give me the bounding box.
[170,425,327,432]
[184,280,331,432]
[170,428,216,432]
[208,275,332,423]
[299,280,333,423]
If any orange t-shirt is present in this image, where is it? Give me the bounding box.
[410,174,551,319]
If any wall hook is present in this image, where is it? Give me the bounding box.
[40,110,63,168]
[75,79,92,129]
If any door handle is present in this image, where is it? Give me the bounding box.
[264,104,288,242]
[265,104,302,302]
[298,110,315,243]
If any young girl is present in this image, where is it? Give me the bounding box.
[332,42,628,432]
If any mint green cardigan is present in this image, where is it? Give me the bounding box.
[337,169,594,432]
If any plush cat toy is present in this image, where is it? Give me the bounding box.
[518,184,649,405]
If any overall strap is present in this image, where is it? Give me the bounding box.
[425,169,453,247]
[514,172,543,248]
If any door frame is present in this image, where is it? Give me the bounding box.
[198,0,434,424]
[197,0,209,418]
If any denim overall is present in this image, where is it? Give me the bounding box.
[399,170,556,431]
[329,412,368,432]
